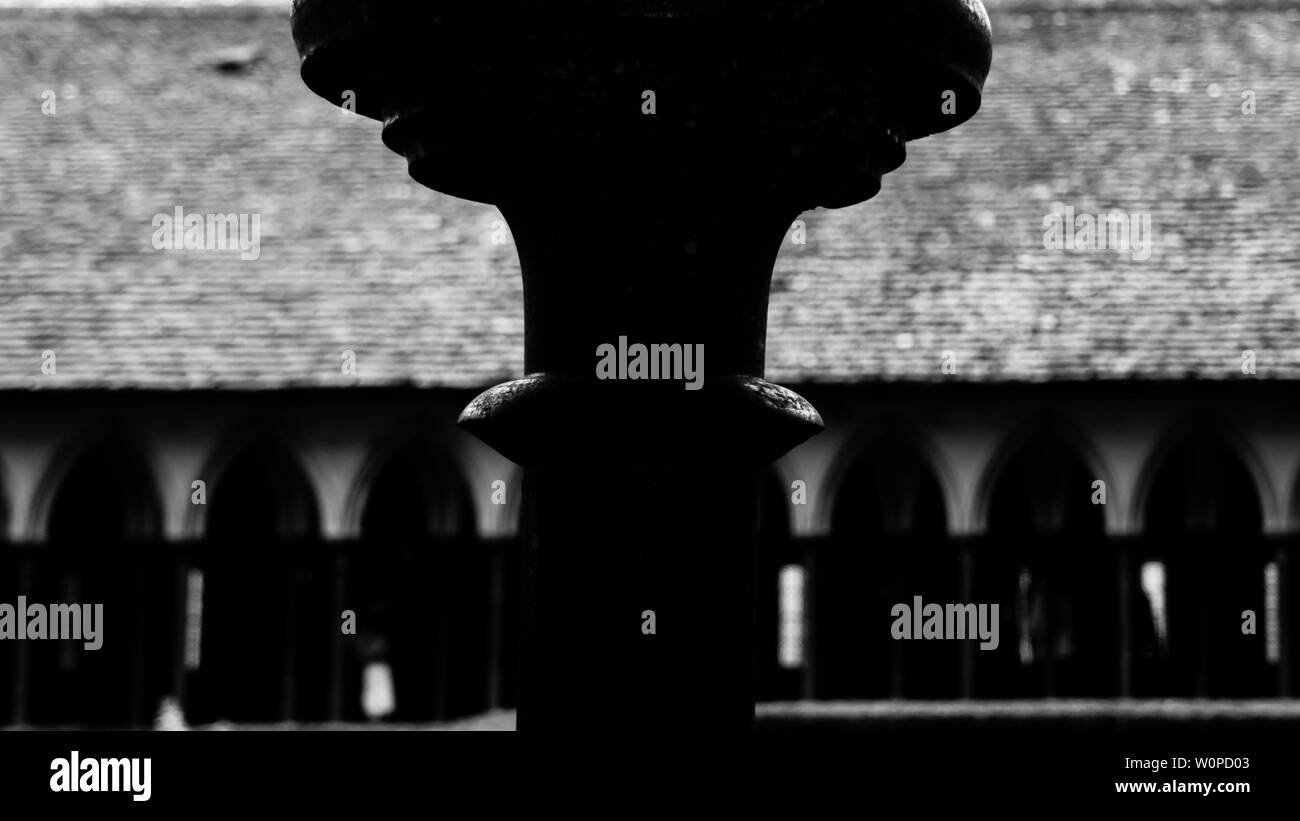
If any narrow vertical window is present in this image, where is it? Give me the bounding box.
[778,564,805,669]
[1017,567,1034,666]
[1140,561,1168,657]
[1265,562,1280,665]
[185,569,204,672]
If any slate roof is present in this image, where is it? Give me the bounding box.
[1,0,1297,388]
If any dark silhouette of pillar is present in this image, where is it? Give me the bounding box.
[291,0,991,730]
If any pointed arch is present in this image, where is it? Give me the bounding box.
[977,413,1108,537]
[1136,414,1269,536]
[345,420,480,542]
[1143,428,1263,535]
[354,434,476,543]
[32,424,162,543]
[206,433,320,542]
[187,417,322,541]
[47,438,162,542]
[824,417,953,537]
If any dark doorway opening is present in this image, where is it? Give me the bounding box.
[818,436,955,699]
[187,437,324,724]
[978,434,1112,698]
[353,442,483,723]
[1141,433,1269,697]
[28,440,167,727]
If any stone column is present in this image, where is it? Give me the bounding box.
[291,0,991,730]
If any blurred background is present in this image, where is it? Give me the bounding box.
[1,0,1299,729]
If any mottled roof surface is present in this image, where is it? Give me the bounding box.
[1,1,1297,388]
